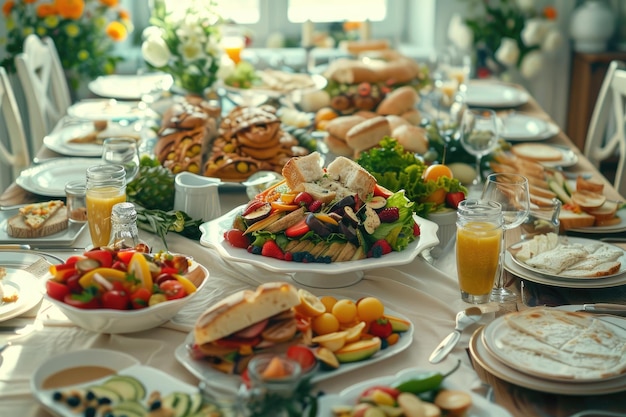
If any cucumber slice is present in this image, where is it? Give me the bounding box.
[161,392,191,417]
[103,376,146,401]
[188,392,203,415]
[188,403,221,417]
[112,400,147,415]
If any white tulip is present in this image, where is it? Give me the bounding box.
[447,14,474,51]
[520,50,544,79]
[495,38,520,67]
[142,36,172,68]
[542,29,563,52]
[521,18,549,46]
[142,26,162,41]
[178,40,205,63]
[516,0,536,13]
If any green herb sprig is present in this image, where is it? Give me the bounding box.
[135,208,203,250]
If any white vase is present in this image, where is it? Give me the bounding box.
[570,0,616,53]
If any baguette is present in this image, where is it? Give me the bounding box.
[376,86,419,116]
[7,207,68,238]
[345,116,390,152]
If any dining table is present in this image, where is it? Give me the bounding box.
[1,79,625,417]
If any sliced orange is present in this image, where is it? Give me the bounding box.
[294,289,326,318]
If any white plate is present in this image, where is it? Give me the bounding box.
[316,367,512,417]
[31,349,204,417]
[199,205,440,288]
[16,158,99,197]
[504,251,626,288]
[482,313,626,382]
[0,207,86,246]
[43,121,145,157]
[535,145,578,168]
[501,113,559,142]
[67,99,144,121]
[175,306,414,394]
[0,268,42,323]
[466,81,530,108]
[88,73,173,100]
[508,237,626,280]
[568,208,626,234]
[470,320,626,394]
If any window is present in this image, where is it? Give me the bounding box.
[287,0,387,22]
[163,0,260,24]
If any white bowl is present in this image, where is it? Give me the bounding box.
[44,262,209,334]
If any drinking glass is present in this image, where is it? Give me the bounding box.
[460,108,500,186]
[101,137,140,183]
[456,199,503,304]
[420,90,466,145]
[481,173,530,302]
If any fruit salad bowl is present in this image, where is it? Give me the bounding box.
[199,205,439,288]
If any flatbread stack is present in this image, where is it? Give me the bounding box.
[7,200,68,238]
[494,308,626,380]
[511,233,623,278]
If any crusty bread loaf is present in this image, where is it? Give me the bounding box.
[323,134,353,157]
[326,115,366,140]
[559,210,596,231]
[194,282,299,345]
[7,207,68,238]
[391,124,429,154]
[281,151,325,190]
[386,115,411,131]
[345,116,391,153]
[326,156,377,200]
[338,39,391,55]
[511,143,563,162]
[376,86,419,116]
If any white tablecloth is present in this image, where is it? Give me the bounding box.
[0,189,492,416]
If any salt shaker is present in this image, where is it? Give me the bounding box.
[108,202,140,249]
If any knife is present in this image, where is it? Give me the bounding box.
[580,303,626,316]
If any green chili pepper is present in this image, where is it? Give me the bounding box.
[393,359,461,394]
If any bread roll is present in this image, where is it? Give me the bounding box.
[7,207,68,238]
[386,115,411,131]
[194,282,299,345]
[339,39,391,55]
[324,134,354,157]
[375,59,420,84]
[376,86,419,115]
[391,124,429,154]
[282,151,325,190]
[325,115,366,140]
[345,116,391,152]
[401,108,422,125]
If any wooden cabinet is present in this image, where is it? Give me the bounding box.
[566,51,626,152]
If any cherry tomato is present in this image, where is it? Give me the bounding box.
[111,260,127,272]
[369,317,393,339]
[63,293,101,309]
[66,273,83,294]
[64,255,85,266]
[159,280,186,300]
[46,280,70,301]
[84,249,113,268]
[286,345,317,373]
[102,290,130,310]
[155,273,177,285]
[130,287,152,309]
[224,229,251,249]
[115,250,137,265]
[360,385,401,400]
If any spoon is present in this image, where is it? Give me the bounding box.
[429,307,483,364]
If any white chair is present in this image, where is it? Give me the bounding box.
[15,35,72,155]
[0,66,30,192]
[584,60,626,198]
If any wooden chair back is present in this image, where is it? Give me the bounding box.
[584,60,626,198]
[15,35,72,155]
[0,67,30,192]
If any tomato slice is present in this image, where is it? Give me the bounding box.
[102,290,130,310]
[63,293,101,309]
[130,287,152,309]
[84,249,114,268]
[286,345,317,373]
[159,280,186,300]
[115,250,137,265]
[46,280,70,301]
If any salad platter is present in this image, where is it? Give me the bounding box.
[200,206,438,288]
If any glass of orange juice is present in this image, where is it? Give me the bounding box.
[456,199,503,304]
[222,26,245,64]
[85,164,126,248]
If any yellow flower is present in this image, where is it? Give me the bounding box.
[6,18,14,30]
[77,50,89,61]
[44,15,59,28]
[65,22,80,38]
[105,21,127,42]
[36,26,46,36]
[94,15,106,29]
[22,26,34,37]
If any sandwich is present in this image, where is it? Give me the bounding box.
[192,282,301,374]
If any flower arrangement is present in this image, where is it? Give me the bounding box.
[141,0,225,96]
[448,0,563,80]
[1,0,132,91]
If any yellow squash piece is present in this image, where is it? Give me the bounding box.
[127,252,153,290]
[78,268,127,289]
[174,274,197,294]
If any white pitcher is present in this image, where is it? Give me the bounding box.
[173,172,221,222]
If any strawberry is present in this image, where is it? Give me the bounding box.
[369,317,393,339]
[224,229,250,249]
[413,222,421,236]
[373,184,393,198]
[368,239,392,258]
[445,191,466,209]
[293,192,313,207]
[378,207,399,223]
[308,200,323,213]
[261,240,284,260]
[285,219,310,238]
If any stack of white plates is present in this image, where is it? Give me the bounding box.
[504,237,626,288]
[500,112,560,142]
[470,307,626,395]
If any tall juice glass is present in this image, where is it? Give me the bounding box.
[456,200,503,304]
[86,164,126,248]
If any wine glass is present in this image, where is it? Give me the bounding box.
[420,90,466,147]
[481,173,530,302]
[101,137,140,183]
[459,108,500,188]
